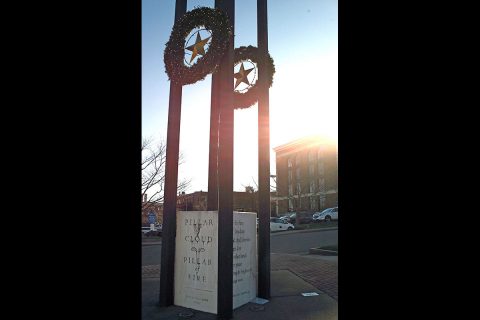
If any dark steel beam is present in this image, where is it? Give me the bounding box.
[257,0,271,300]
[159,0,187,308]
[216,0,235,318]
[207,59,220,211]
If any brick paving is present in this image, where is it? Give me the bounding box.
[271,253,337,301]
[142,253,337,301]
[142,264,160,278]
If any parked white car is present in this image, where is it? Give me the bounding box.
[270,217,295,231]
[142,225,161,236]
[313,207,338,222]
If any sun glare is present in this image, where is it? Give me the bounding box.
[270,51,338,148]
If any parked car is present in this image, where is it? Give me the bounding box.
[281,212,314,224]
[298,214,314,224]
[287,213,296,223]
[142,225,162,237]
[277,212,296,223]
[313,207,338,222]
[270,217,295,232]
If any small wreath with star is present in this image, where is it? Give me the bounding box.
[234,45,275,110]
[164,7,232,86]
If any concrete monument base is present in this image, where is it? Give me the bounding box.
[174,211,257,314]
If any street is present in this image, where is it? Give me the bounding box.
[142,242,162,266]
[142,229,338,266]
[271,229,337,254]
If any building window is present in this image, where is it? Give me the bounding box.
[319,196,326,209]
[296,183,301,194]
[318,178,326,193]
[288,157,293,168]
[288,198,293,211]
[309,180,315,193]
[310,196,316,210]
[288,170,293,184]
[318,161,324,176]
[288,184,293,196]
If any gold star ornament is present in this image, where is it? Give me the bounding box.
[234,62,254,89]
[185,32,211,63]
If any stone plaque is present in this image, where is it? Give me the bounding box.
[174,211,218,313]
[174,211,257,314]
[232,211,257,309]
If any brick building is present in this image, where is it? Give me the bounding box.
[176,191,208,211]
[176,188,276,215]
[141,194,163,226]
[142,185,279,225]
[273,136,338,214]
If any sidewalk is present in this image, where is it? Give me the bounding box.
[142,253,337,319]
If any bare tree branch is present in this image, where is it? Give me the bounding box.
[248,176,277,192]
[142,136,190,210]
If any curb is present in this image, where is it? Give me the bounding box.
[309,247,338,256]
[270,227,338,236]
[142,241,162,246]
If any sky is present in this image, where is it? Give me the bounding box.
[142,0,337,193]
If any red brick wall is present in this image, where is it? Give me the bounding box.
[274,139,338,215]
[141,202,163,226]
[175,190,276,215]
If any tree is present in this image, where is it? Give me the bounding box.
[269,175,279,217]
[280,171,304,224]
[244,176,278,216]
[247,176,276,193]
[142,137,190,212]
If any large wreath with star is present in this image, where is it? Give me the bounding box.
[234,45,275,110]
[164,7,232,86]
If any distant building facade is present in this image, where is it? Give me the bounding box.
[142,184,280,225]
[176,188,276,215]
[274,136,338,214]
[176,191,208,211]
[141,194,163,226]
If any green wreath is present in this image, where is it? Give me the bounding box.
[234,46,275,110]
[164,7,232,86]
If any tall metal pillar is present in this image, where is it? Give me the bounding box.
[216,0,235,318]
[257,0,271,299]
[207,36,220,211]
[159,0,187,307]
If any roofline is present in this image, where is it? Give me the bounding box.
[273,135,337,153]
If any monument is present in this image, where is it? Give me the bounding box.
[159,0,272,318]
[174,211,257,314]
